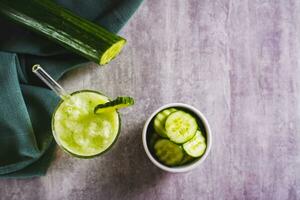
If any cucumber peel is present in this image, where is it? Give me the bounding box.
[94,97,134,113]
[0,0,126,65]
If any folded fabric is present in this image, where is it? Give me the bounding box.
[0,0,143,178]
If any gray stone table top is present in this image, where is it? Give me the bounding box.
[1,0,300,199]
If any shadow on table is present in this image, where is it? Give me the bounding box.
[0,121,171,200]
[88,121,170,199]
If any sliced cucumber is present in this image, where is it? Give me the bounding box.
[94,97,134,113]
[165,111,198,144]
[153,108,177,137]
[154,139,184,166]
[149,132,161,150]
[180,154,195,165]
[183,130,206,157]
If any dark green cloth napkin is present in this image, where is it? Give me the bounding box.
[0,0,143,178]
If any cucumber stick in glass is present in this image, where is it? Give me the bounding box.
[0,0,126,65]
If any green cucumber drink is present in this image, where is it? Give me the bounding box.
[52,90,120,157]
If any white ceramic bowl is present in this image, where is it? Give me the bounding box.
[142,103,212,173]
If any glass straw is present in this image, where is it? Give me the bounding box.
[32,64,70,100]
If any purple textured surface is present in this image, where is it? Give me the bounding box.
[0,0,300,199]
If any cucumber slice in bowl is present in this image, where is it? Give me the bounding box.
[165,111,198,144]
[180,154,195,165]
[94,97,134,114]
[154,139,184,166]
[153,108,177,137]
[183,131,206,157]
[149,132,161,151]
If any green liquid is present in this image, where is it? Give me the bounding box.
[52,91,120,157]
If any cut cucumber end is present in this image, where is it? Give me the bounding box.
[100,39,126,65]
[94,96,134,114]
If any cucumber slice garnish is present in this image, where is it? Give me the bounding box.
[154,139,184,166]
[183,130,206,157]
[154,108,177,137]
[94,96,134,113]
[165,111,198,144]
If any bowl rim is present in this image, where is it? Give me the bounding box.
[142,103,212,173]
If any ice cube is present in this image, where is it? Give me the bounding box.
[101,120,112,138]
[54,111,65,121]
[73,132,90,147]
[87,121,100,136]
[64,120,76,130]
[72,123,84,134]
[69,109,81,120]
